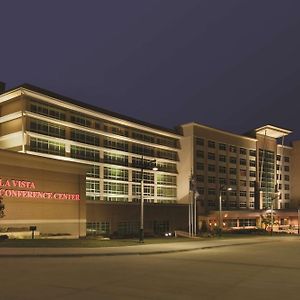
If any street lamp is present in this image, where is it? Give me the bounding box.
[140,156,157,243]
[218,185,232,235]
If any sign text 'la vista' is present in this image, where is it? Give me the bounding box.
[0,178,80,201]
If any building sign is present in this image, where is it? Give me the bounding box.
[0,178,80,201]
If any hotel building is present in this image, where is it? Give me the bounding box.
[0,83,187,237]
[178,122,300,230]
[0,81,300,236]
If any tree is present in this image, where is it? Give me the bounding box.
[0,197,4,218]
[261,211,278,231]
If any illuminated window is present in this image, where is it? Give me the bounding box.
[157,174,176,185]
[104,167,128,181]
[104,182,128,195]
[86,165,100,178]
[30,137,65,156]
[29,119,65,138]
[71,145,99,162]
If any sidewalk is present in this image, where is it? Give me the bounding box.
[0,236,278,257]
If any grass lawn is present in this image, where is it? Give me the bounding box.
[0,233,278,248]
[0,237,206,248]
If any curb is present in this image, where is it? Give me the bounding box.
[0,240,273,258]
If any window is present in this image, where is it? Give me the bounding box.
[239,202,247,208]
[240,169,247,177]
[70,113,91,127]
[208,152,215,160]
[229,145,237,153]
[157,174,176,185]
[230,190,237,196]
[104,137,129,152]
[229,179,237,186]
[284,184,290,190]
[70,129,100,146]
[196,138,204,146]
[132,171,154,184]
[208,140,215,148]
[104,167,128,181]
[208,176,216,184]
[30,137,65,156]
[250,181,255,188]
[240,191,247,197]
[229,168,236,175]
[230,157,237,164]
[240,180,247,187]
[229,201,237,208]
[239,219,256,227]
[240,148,247,155]
[208,188,216,195]
[30,102,66,120]
[196,150,204,158]
[71,145,99,162]
[86,180,100,194]
[250,160,256,167]
[104,152,128,166]
[29,119,66,138]
[86,165,100,178]
[240,158,247,166]
[87,222,110,235]
[284,165,290,172]
[250,171,256,177]
[249,150,256,157]
[132,143,154,157]
[219,166,226,174]
[284,175,290,181]
[157,186,177,197]
[208,164,216,172]
[157,149,177,161]
[132,131,155,143]
[250,191,255,198]
[284,194,290,200]
[219,178,226,185]
[196,175,204,182]
[104,182,128,195]
[277,155,281,161]
[219,155,226,162]
[132,185,154,196]
[284,156,290,163]
[219,143,226,151]
[198,187,204,194]
[284,203,290,209]
[197,163,204,170]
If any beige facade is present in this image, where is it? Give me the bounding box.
[0,150,86,237]
[178,122,298,231]
[0,84,188,236]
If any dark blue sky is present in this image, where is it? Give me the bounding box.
[1,0,300,142]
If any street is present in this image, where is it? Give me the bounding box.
[0,237,299,300]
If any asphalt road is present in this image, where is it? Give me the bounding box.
[1,237,299,300]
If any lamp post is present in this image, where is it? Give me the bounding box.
[218,185,232,235]
[139,156,157,243]
[297,208,300,235]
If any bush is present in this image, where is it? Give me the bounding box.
[0,234,9,240]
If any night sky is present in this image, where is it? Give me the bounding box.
[1,1,300,142]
